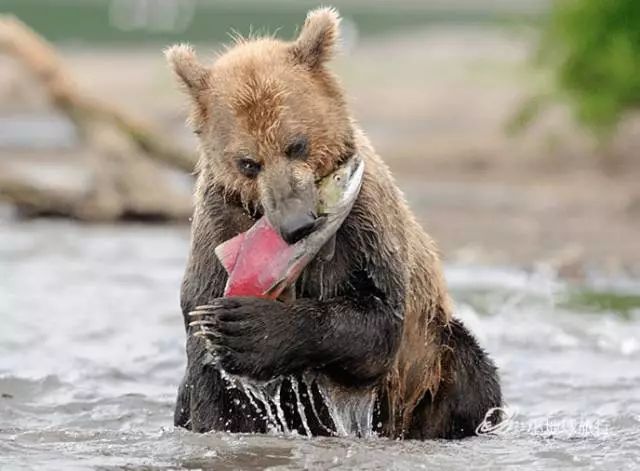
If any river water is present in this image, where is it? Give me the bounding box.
[1,219,639,470]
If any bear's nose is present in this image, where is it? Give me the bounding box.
[280,212,317,244]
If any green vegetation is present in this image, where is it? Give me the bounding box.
[538,0,640,139]
[563,289,640,318]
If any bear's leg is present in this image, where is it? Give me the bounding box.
[174,375,191,429]
[410,318,502,439]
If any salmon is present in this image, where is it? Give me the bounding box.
[215,155,364,299]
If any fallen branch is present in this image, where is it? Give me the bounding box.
[0,15,194,221]
[0,175,80,219]
[0,15,196,172]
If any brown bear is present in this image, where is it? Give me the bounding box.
[166,7,501,439]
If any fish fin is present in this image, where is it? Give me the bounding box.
[277,285,297,303]
[214,232,245,274]
[264,277,289,299]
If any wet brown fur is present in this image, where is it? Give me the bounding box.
[167,7,500,438]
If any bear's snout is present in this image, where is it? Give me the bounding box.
[259,161,319,245]
[279,209,318,244]
[267,192,319,244]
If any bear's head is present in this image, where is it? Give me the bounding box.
[166,7,355,244]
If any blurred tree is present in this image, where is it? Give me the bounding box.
[510,0,640,149]
[540,0,640,140]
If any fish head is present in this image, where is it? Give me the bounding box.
[317,154,364,217]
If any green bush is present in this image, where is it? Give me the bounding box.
[540,0,640,138]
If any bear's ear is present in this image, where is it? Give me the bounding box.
[291,7,341,69]
[164,43,211,96]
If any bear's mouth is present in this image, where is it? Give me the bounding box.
[213,155,364,300]
[247,202,264,220]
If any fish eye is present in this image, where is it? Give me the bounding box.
[236,157,261,178]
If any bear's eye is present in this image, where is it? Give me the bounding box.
[285,136,309,160]
[236,158,262,178]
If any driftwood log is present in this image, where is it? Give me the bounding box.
[0,15,196,221]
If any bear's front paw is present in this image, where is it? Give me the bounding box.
[188,297,306,381]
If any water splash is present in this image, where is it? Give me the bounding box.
[315,374,376,438]
[301,373,334,435]
[219,368,286,433]
[219,368,376,438]
[269,380,289,434]
[290,377,312,437]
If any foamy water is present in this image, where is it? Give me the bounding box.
[1,219,639,470]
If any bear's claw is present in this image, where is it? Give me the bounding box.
[188,307,222,353]
[188,319,217,328]
[188,305,218,316]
